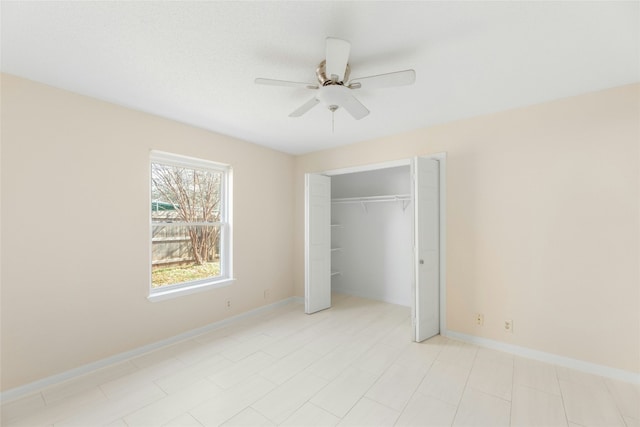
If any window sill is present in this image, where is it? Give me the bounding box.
[147,278,236,302]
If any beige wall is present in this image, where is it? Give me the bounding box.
[0,74,295,391]
[294,84,640,374]
[2,74,638,392]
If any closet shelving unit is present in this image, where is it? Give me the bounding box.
[329,195,412,280]
[330,223,342,278]
[331,194,412,213]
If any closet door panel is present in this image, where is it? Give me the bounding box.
[305,173,331,314]
[414,157,440,341]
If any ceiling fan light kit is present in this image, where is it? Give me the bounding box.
[255,37,416,126]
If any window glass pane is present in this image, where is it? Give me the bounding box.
[151,163,223,223]
[150,155,228,292]
[151,224,221,288]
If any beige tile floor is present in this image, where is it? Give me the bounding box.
[2,294,638,426]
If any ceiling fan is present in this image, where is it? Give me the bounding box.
[255,37,416,121]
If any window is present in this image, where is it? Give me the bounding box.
[149,151,232,299]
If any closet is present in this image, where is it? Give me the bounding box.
[305,155,444,342]
[330,165,413,306]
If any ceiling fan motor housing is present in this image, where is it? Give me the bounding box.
[316,60,351,85]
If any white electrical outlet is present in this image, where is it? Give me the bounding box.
[226,299,231,310]
[504,319,513,333]
[475,313,484,326]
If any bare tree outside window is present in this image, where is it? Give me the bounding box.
[151,160,227,288]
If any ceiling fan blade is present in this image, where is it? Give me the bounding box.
[340,93,369,120]
[255,78,318,89]
[289,97,320,117]
[325,37,351,82]
[349,69,416,90]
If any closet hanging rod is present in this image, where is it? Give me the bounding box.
[331,194,411,204]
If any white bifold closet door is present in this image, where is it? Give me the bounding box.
[304,173,331,314]
[413,157,440,342]
[304,157,441,341]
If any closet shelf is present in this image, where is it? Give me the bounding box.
[331,194,412,212]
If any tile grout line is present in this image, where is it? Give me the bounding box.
[555,365,572,427]
[449,344,479,426]
[602,378,632,426]
[390,339,447,425]
[510,353,516,425]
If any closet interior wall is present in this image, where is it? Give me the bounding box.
[330,166,413,306]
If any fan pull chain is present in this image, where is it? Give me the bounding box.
[329,105,338,134]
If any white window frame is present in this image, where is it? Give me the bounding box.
[148,151,234,302]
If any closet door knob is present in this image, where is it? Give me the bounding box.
[419,259,424,265]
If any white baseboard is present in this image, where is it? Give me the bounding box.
[444,330,640,385]
[0,297,302,403]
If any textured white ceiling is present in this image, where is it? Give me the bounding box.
[2,1,638,154]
